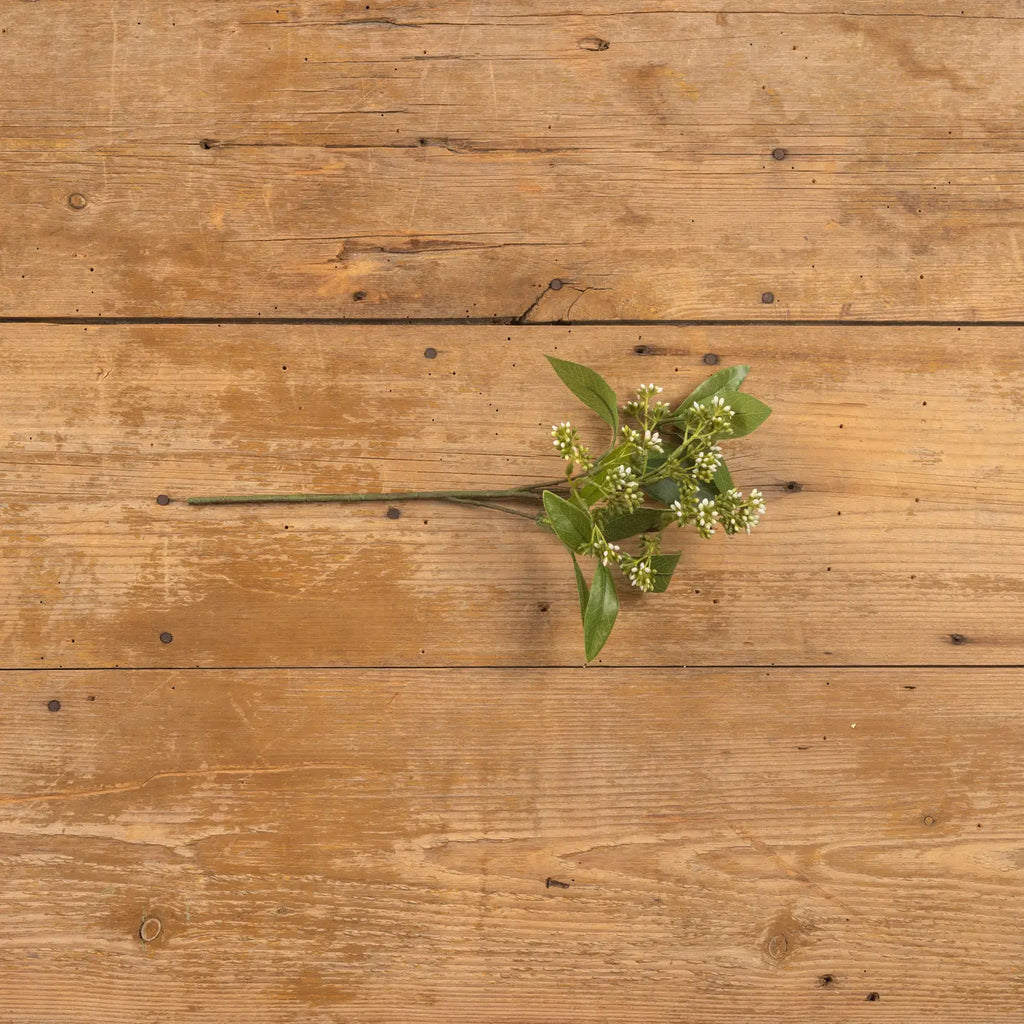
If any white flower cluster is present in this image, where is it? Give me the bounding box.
[551,421,593,469]
[692,444,723,482]
[670,496,719,538]
[583,534,622,567]
[624,383,670,422]
[625,557,655,592]
[718,487,766,534]
[608,464,643,511]
[683,395,735,435]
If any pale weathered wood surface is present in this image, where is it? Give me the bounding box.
[3,323,1022,668]
[3,2,1024,318]
[4,4,1023,1020]
[2,666,1022,1023]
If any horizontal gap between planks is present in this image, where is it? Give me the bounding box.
[2,664,1021,673]
[4,317,1024,328]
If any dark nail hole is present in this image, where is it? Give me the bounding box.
[904,685,917,690]
[818,974,836,988]
[47,699,61,713]
[866,992,880,1002]
[545,877,571,888]
[67,193,88,210]
[199,138,218,150]
[785,481,802,492]
[159,632,174,644]
[761,291,775,304]
[156,494,170,506]
[949,633,966,645]
[633,344,653,355]
[549,278,563,291]
[424,347,437,359]
[703,353,719,365]
[352,291,367,302]
[386,507,402,520]
[537,601,550,613]
[772,147,788,161]
[87,695,96,701]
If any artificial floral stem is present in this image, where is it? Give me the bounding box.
[442,497,542,520]
[187,480,580,507]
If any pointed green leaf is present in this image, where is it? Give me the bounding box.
[649,552,681,593]
[715,390,771,438]
[571,553,589,622]
[542,490,593,552]
[602,508,668,542]
[643,477,681,507]
[583,563,619,662]
[545,355,619,434]
[673,365,749,415]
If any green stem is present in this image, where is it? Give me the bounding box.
[187,477,581,507]
[443,497,541,520]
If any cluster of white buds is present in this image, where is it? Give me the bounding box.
[583,534,622,567]
[708,394,735,433]
[670,495,719,538]
[716,487,766,535]
[551,421,593,469]
[682,396,735,436]
[642,428,663,453]
[624,557,655,592]
[620,425,641,445]
[624,382,667,421]
[692,444,723,482]
[609,464,643,509]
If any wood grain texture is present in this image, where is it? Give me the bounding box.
[3,3,1024,318]
[3,322,1022,669]
[1,666,1021,1023]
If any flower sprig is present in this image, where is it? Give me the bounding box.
[539,354,770,660]
[187,353,771,663]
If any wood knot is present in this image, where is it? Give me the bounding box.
[139,917,162,943]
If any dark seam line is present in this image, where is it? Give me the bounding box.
[1,316,1023,327]
[1,664,1017,673]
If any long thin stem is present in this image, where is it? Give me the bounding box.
[442,497,540,520]
[187,477,580,507]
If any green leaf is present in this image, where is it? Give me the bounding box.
[649,552,681,593]
[583,563,619,662]
[673,365,749,415]
[602,508,668,542]
[542,490,593,552]
[571,553,589,622]
[715,390,771,438]
[712,459,734,494]
[545,355,619,435]
[643,477,681,506]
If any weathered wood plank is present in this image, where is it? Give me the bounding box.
[3,4,1024,318]
[2,323,1021,668]
[1,666,1021,1022]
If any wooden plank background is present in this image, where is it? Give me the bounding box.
[4,2,1024,318]
[2,3,1023,1022]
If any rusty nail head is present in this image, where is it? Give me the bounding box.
[761,292,775,304]
[159,632,173,644]
[772,148,787,161]
[549,279,563,291]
